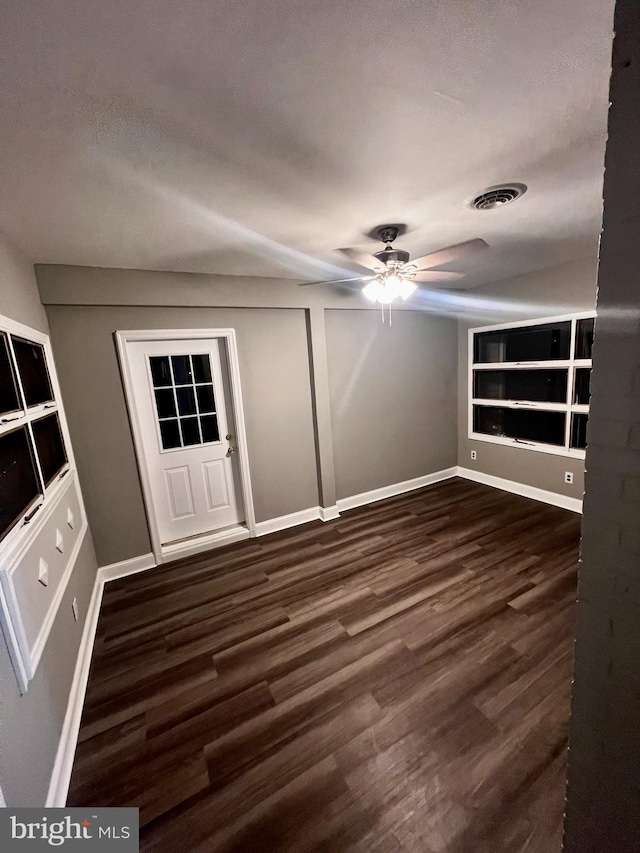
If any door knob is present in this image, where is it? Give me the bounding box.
[226,434,233,440]
[226,446,236,456]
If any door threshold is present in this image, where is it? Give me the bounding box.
[160,524,251,563]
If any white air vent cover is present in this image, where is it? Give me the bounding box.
[470,184,527,210]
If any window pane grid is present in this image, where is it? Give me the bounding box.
[470,315,593,457]
[150,353,219,450]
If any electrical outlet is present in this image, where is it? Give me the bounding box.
[471,450,477,461]
[72,597,79,622]
[564,471,574,484]
[38,558,49,587]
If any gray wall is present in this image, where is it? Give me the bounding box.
[0,233,99,806]
[37,265,462,567]
[565,2,640,849]
[45,305,319,566]
[457,256,598,500]
[326,309,458,499]
[0,233,48,333]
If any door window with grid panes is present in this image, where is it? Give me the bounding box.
[149,353,220,451]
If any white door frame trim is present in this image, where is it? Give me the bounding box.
[115,329,256,564]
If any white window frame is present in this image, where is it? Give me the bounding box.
[468,311,595,459]
[0,314,86,692]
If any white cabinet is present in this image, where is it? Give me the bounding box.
[1,475,87,692]
[0,313,88,693]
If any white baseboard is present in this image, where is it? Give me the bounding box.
[456,466,583,513]
[161,526,250,562]
[319,505,340,522]
[99,551,156,582]
[254,507,323,537]
[46,567,106,807]
[46,549,159,807]
[336,467,458,513]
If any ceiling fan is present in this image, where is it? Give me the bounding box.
[299,226,488,309]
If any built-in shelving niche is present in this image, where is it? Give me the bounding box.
[0,314,87,693]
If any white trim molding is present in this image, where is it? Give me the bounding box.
[46,566,105,807]
[99,552,156,583]
[254,507,325,537]
[161,526,250,562]
[456,466,583,513]
[47,549,159,807]
[336,467,458,513]
[318,505,340,522]
[468,311,595,460]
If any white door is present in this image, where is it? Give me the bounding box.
[126,338,244,546]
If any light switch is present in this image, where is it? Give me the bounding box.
[38,558,49,587]
[67,508,74,529]
[55,529,64,553]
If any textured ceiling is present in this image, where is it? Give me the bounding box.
[0,0,614,287]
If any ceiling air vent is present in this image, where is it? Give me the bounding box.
[470,184,527,210]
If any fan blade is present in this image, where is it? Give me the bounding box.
[411,270,464,282]
[411,238,488,271]
[336,247,385,272]
[298,276,371,287]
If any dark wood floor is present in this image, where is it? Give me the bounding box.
[68,478,580,852]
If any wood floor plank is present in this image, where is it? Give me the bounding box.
[67,478,580,851]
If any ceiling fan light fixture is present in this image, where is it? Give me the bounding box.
[301,227,487,323]
[399,280,417,301]
[362,273,416,304]
[385,273,403,293]
[362,279,385,303]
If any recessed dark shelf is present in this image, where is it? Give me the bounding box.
[32,413,67,486]
[0,426,42,540]
[0,333,20,415]
[12,337,53,407]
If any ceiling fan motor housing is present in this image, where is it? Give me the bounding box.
[374,248,410,267]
